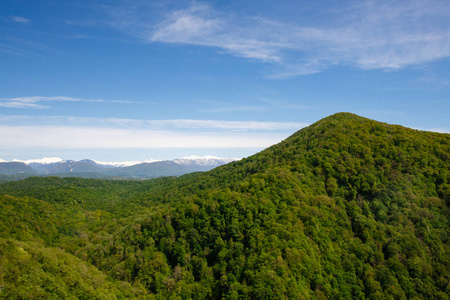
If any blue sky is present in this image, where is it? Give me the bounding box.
[1,0,449,162]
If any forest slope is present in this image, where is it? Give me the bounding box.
[0,112,449,299]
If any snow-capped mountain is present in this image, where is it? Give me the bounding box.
[94,159,161,168]
[0,156,240,179]
[173,155,239,167]
[18,157,64,165]
[23,159,113,175]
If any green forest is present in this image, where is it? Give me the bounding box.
[0,113,449,299]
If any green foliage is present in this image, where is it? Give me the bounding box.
[1,113,449,299]
[0,238,143,299]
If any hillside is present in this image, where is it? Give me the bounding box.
[0,112,449,299]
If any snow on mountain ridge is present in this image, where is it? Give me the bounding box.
[13,157,65,165]
[94,159,161,167]
[3,156,239,168]
[173,156,240,166]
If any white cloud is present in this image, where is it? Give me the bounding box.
[0,125,286,149]
[152,4,223,42]
[0,96,138,109]
[0,97,48,109]
[0,114,306,151]
[12,16,30,23]
[149,3,282,63]
[0,115,308,131]
[112,1,450,77]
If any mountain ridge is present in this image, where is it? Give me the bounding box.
[0,112,449,299]
[0,156,240,180]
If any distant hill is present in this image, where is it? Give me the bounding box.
[0,156,238,180]
[0,162,36,175]
[103,157,236,178]
[28,159,112,175]
[0,113,449,299]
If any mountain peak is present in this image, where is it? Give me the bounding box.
[312,112,373,127]
[325,111,361,119]
[286,112,391,141]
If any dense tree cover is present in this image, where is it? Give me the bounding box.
[0,237,143,299]
[0,174,35,183]
[0,176,177,216]
[1,113,449,299]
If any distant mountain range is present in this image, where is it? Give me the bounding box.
[0,156,239,179]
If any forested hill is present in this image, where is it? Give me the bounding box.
[0,112,449,299]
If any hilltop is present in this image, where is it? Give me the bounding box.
[0,113,449,299]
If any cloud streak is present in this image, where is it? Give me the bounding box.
[0,96,138,109]
[0,125,286,149]
[0,36,63,58]
[0,115,307,131]
[0,114,306,150]
[109,0,450,77]
[12,16,30,23]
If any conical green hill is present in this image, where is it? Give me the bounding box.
[207,112,449,202]
[0,113,449,299]
[91,112,449,299]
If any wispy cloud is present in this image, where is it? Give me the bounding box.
[0,125,286,149]
[141,119,308,131]
[0,36,63,58]
[0,43,40,57]
[149,3,282,63]
[0,115,307,131]
[107,1,450,77]
[0,114,304,155]
[0,96,139,109]
[416,75,450,88]
[12,16,30,23]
